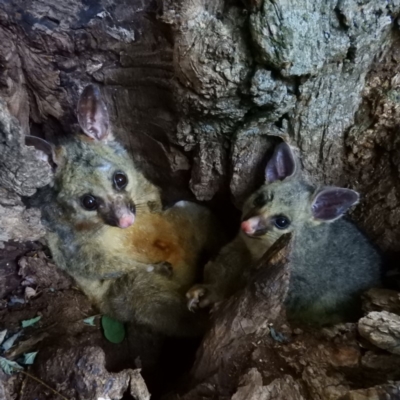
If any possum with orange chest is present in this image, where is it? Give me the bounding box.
[27,85,224,336]
[102,204,211,288]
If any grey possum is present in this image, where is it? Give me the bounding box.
[187,142,382,325]
[27,85,224,336]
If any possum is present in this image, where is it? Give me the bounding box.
[27,85,224,336]
[187,142,382,325]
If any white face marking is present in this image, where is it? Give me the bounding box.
[97,163,112,172]
[147,266,155,272]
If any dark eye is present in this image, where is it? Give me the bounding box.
[81,195,98,211]
[274,215,290,229]
[114,172,128,190]
[253,194,266,208]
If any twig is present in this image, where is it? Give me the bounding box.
[6,332,49,360]
[17,370,69,400]
[18,371,27,400]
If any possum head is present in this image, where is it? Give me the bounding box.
[241,142,359,247]
[26,85,160,230]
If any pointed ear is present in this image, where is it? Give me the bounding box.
[265,142,296,183]
[77,85,110,141]
[311,187,359,222]
[25,135,63,169]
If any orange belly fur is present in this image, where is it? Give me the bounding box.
[124,213,187,265]
[97,209,201,288]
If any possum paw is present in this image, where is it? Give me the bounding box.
[149,261,173,278]
[186,285,214,312]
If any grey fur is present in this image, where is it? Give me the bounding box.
[286,216,381,324]
[187,144,382,325]
[29,86,224,336]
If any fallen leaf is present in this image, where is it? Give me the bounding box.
[22,352,38,365]
[2,331,21,351]
[270,327,288,343]
[21,316,41,328]
[101,316,125,344]
[9,296,25,305]
[5,333,48,360]
[83,316,96,326]
[0,357,23,375]
[0,330,7,346]
[25,287,37,299]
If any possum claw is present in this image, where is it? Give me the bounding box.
[187,298,198,313]
[186,286,207,312]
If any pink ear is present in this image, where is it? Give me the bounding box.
[311,187,359,221]
[77,85,110,141]
[265,142,296,183]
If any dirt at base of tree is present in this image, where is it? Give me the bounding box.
[1,238,399,400]
[0,242,200,400]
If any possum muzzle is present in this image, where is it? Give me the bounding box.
[100,197,136,229]
[241,214,268,237]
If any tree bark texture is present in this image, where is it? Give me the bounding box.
[0,100,52,246]
[166,236,400,400]
[1,0,400,250]
[161,0,400,252]
[1,0,400,399]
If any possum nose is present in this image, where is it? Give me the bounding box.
[241,217,260,235]
[117,213,135,228]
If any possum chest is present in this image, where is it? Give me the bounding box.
[122,213,190,268]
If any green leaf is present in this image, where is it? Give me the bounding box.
[83,316,96,326]
[22,352,38,365]
[101,316,125,344]
[0,357,23,375]
[21,316,41,328]
[2,331,21,351]
[0,330,7,346]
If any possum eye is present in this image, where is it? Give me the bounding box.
[114,172,128,190]
[81,195,99,211]
[274,215,290,229]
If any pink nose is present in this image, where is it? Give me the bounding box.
[241,216,261,235]
[117,214,135,228]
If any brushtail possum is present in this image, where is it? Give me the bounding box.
[27,85,224,336]
[187,142,382,325]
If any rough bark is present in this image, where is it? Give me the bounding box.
[188,233,292,386]
[0,0,191,207]
[362,288,400,315]
[0,99,52,247]
[1,0,400,399]
[358,311,400,355]
[161,0,400,251]
[166,237,400,400]
[341,382,400,400]
[1,0,400,247]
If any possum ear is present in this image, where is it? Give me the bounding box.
[265,142,296,183]
[77,85,111,142]
[311,187,359,222]
[25,135,64,170]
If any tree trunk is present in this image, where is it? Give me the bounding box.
[1,0,400,399]
[167,235,400,400]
